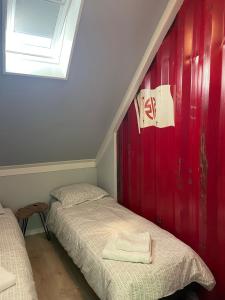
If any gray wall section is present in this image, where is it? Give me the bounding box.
[0,167,97,231]
[97,136,116,198]
[0,0,168,165]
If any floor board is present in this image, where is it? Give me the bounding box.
[26,233,99,300]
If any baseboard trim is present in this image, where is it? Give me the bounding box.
[26,227,44,236]
[0,159,96,177]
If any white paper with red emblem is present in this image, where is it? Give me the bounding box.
[134,85,175,133]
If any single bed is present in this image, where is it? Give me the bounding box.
[48,195,215,300]
[0,207,38,300]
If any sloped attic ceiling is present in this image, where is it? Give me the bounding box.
[0,0,168,166]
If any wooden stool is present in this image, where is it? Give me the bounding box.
[16,202,51,240]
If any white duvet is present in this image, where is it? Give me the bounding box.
[0,209,37,300]
[48,197,215,300]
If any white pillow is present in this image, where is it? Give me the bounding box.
[50,183,108,208]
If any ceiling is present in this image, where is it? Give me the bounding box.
[0,0,168,166]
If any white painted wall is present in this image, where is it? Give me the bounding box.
[0,164,97,233]
[97,134,117,199]
[0,0,169,166]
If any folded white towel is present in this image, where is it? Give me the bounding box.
[116,232,151,253]
[0,266,16,293]
[102,238,152,264]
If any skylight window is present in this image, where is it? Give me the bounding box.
[3,0,83,79]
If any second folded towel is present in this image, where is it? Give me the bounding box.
[116,231,151,253]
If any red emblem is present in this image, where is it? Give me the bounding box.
[144,97,156,120]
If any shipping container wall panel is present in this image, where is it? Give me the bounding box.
[117,0,225,298]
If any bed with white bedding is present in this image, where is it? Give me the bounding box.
[0,208,37,300]
[48,196,215,300]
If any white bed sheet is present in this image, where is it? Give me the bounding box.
[0,209,37,300]
[48,197,215,300]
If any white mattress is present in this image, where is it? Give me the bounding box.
[0,209,37,300]
[48,197,215,300]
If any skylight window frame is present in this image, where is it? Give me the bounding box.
[6,0,72,61]
[2,0,84,79]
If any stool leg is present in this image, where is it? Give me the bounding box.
[39,212,51,240]
[21,219,25,235]
[23,218,28,236]
[21,218,28,236]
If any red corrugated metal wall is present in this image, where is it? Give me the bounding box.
[117,0,225,298]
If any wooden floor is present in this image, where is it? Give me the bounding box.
[26,234,99,300]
